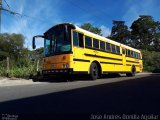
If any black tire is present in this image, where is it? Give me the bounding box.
[32,76,39,82]
[90,62,99,80]
[126,66,136,77]
[66,74,74,82]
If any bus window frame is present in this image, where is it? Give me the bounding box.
[72,30,84,48]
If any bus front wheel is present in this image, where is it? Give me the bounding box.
[90,62,99,80]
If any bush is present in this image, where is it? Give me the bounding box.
[0,59,38,78]
[8,65,36,78]
[142,50,160,72]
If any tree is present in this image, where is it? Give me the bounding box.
[152,22,160,51]
[0,33,25,61]
[142,50,160,71]
[80,23,102,35]
[130,15,160,51]
[109,20,130,44]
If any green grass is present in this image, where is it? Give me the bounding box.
[8,66,36,78]
[0,63,37,78]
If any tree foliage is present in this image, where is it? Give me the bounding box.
[0,33,38,78]
[109,21,130,44]
[80,23,102,35]
[130,15,160,51]
[0,33,25,61]
[142,50,160,71]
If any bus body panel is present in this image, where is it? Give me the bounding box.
[42,54,72,70]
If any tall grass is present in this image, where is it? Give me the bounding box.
[0,66,6,76]
[8,65,36,78]
[0,59,39,78]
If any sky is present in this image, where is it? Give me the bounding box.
[2,0,160,49]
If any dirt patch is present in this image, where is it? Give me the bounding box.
[0,77,40,87]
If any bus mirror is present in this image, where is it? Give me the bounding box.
[32,37,36,49]
[32,35,45,49]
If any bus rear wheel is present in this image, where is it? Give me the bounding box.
[90,62,99,80]
[126,66,136,77]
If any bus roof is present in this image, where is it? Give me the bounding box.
[49,23,141,53]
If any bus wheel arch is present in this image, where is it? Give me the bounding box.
[126,65,136,77]
[89,61,102,80]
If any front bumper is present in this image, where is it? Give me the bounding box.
[42,68,73,75]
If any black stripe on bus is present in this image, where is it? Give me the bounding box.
[100,62,123,65]
[135,65,140,67]
[73,71,88,74]
[126,64,140,67]
[126,60,139,64]
[73,58,90,62]
[126,64,131,66]
[84,53,122,61]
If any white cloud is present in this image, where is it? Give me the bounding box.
[100,25,111,37]
[2,0,65,50]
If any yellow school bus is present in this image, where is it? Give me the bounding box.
[33,23,143,80]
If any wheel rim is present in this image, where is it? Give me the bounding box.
[132,67,136,74]
[93,64,98,77]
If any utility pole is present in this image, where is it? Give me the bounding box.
[0,0,2,34]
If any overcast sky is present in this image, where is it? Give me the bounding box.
[2,0,160,49]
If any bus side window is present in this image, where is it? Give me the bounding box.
[122,48,125,55]
[135,52,138,59]
[128,50,131,57]
[100,41,105,50]
[133,52,136,58]
[126,49,128,56]
[116,46,120,54]
[73,31,84,47]
[111,44,116,53]
[130,51,133,57]
[85,36,92,48]
[106,42,111,52]
[93,38,99,49]
[78,33,84,47]
[73,31,79,46]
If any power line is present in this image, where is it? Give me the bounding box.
[1,3,35,44]
[3,7,34,43]
[2,7,54,24]
[4,0,10,10]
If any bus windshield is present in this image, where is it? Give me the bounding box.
[44,25,71,57]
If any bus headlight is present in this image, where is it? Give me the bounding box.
[66,63,69,68]
[52,64,56,68]
[62,63,69,68]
